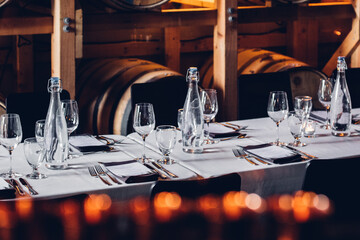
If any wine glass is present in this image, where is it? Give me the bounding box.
[317,79,332,129]
[294,96,313,120]
[267,91,289,146]
[0,114,23,178]
[35,119,45,148]
[61,99,79,136]
[200,89,218,144]
[24,137,47,179]
[133,103,155,163]
[287,113,306,147]
[155,125,177,164]
[177,108,183,131]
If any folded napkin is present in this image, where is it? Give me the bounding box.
[104,161,158,183]
[0,178,15,199]
[69,135,112,152]
[209,123,240,138]
[243,144,303,164]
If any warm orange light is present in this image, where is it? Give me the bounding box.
[223,192,242,220]
[84,195,102,224]
[93,194,112,211]
[293,193,310,222]
[0,207,10,228]
[198,195,219,211]
[234,191,248,208]
[278,194,293,211]
[131,196,150,213]
[61,200,79,216]
[245,193,266,213]
[334,30,342,36]
[15,199,33,219]
[313,194,330,212]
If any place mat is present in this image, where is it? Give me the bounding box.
[69,134,112,152]
[104,161,158,184]
[243,144,303,164]
[209,123,239,138]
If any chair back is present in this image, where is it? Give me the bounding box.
[5,90,70,140]
[302,158,360,219]
[237,72,293,120]
[130,77,187,132]
[151,173,241,199]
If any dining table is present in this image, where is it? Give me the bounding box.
[1,109,360,201]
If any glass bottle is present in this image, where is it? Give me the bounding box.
[182,67,204,153]
[44,77,69,169]
[330,56,352,137]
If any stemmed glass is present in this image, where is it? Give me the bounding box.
[61,100,79,137]
[317,79,332,129]
[133,103,155,163]
[0,114,23,178]
[294,96,313,120]
[177,108,183,131]
[267,91,289,146]
[287,113,306,147]
[200,89,218,144]
[24,137,47,179]
[35,119,45,148]
[155,125,177,164]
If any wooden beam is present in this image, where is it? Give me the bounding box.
[170,0,215,8]
[213,0,238,121]
[51,0,76,98]
[75,8,83,59]
[15,35,34,92]
[0,17,53,36]
[164,27,181,72]
[322,0,360,75]
[287,19,319,67]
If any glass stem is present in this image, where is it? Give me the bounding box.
[325,107,330,126]
[142,135,146,163]
[205,120,210,141]
[9,150,13,176]
[276,122,280,145]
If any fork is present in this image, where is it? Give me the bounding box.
[88,166,112,186]
[238,147,271,165]
[95,165,122,184]
[232,148,258,165]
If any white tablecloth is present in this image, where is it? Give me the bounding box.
[2,109,360,200]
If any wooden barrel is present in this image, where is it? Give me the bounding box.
[200,48,326,109]
[82,0,169,12]
[77,58,184,135]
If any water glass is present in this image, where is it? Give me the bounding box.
[267,91,289,146]
[318,79,332,129]
[200,89,218,144]
[24,137,47,179]
[155,125,177,164]
[287,113,306,147]
[133,103,155,162]
[294,96,313,120]
[0,113,23,178]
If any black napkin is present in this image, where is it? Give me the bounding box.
[210,131,240,138]
[103,161,159,184]
[75,145,112,153]
[243,144,303,164]
[69,134,112,153]
[0,188,16,199]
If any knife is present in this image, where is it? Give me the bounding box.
[152,161,178,178]
[10,179,26,196]
[143,162,168,179]
[19,178,38,195]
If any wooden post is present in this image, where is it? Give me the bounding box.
[323,0,360,75]
[164,27,181,72]
[14,35,34,92]
[287,19,319,67]
[213,0,238,121]
[51,0,76,98]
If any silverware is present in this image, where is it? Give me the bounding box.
[95,165,122,184]
[225,122,248,130]
[88,166,112,186]
[152,161,178,178]
[219,134,247,141]
[283,145,317,160]
[19,178,38,195]
[10,179,26,196]
[237,146,271,165]
[232,149,258,165]
[143,162,168,179]
[216,122,239,131]
[96,135,124,145]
